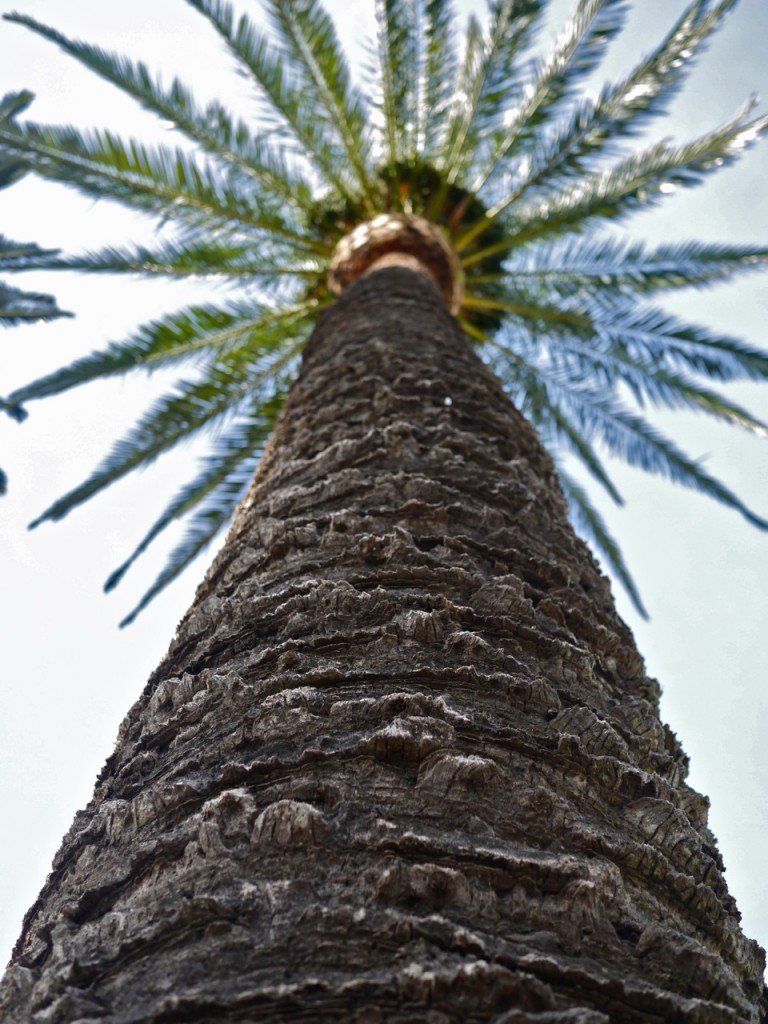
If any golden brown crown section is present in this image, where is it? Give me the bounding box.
[328,214,464,313]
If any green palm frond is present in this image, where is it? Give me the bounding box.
[116,416,278,628]
[0,93,71,492]
[375,0,420,174]
[556,464,647,617]
[516,353,767,529]
[12,237,323,287]
[461,97,768,258]
[185,0,366,207]
[421,0,460,158]
[0,88,33,187]
[3,0,767,622]
[2,13,317,214]
[475,0,628,190]
[0,121,316,248]
[0,280,71,325]
[498,237,768,297]
[7,301,315,407]
[0,96,71,326]
[28,337,302,529]
[264,0,375,204]
[477,0,738,194]
[108,392,286,627]
[439,0,544,184]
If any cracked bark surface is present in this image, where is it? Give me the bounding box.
[2,267,765,1023]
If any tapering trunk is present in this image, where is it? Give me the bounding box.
[2,268,764,1023]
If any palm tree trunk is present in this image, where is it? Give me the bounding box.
[2,267,764,1023]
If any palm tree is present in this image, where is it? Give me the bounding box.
[1,0,766,1019]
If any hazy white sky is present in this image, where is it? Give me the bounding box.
[1,0,766,975]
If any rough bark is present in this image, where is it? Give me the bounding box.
[2,268,764,1023]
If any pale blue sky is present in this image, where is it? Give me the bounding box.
[1,0,766,973]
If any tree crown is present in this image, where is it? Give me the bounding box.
[1,0,767,624]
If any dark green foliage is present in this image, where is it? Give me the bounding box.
[1,0,766,621]
[0,93,70,326]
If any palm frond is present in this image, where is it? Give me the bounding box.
[498,0,741,197]
[439,0,545,182]
[462,98,768,261]
[0,88,33,122]
[485,292,768,434]
[0,234,60,269]
[0,93,71,328]
[16,237,322,287]
[474,0,628,191]
[420,0,459,158]
[478,0,737,198]
[28,339,302,529]
[0,88,33,187]
[556,464,648,618]
[105,395,285,597]
[488,329,768,529]
[581,396,768,529]
[7,302,314,409]
[0,280,72,325]
[117,406,282,627]
[186,0,363,207]
[529,374,626,505]
[2,12,317,214]
[0,120,318,248]
[265,0,375,204]
[374,0,420,175]
[498,237,768,296]
[546,322,768,434]
[591,304,768,386]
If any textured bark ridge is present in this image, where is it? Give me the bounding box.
[3,269,764,1022]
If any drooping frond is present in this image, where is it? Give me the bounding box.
[116,399,283,628]
[106,393,286,606]
[556,464,648,617]
[28,336,303,529]
[492,332,768,530]
[7,301,314,407]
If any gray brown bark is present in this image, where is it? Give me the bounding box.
[1,267,764,1022]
